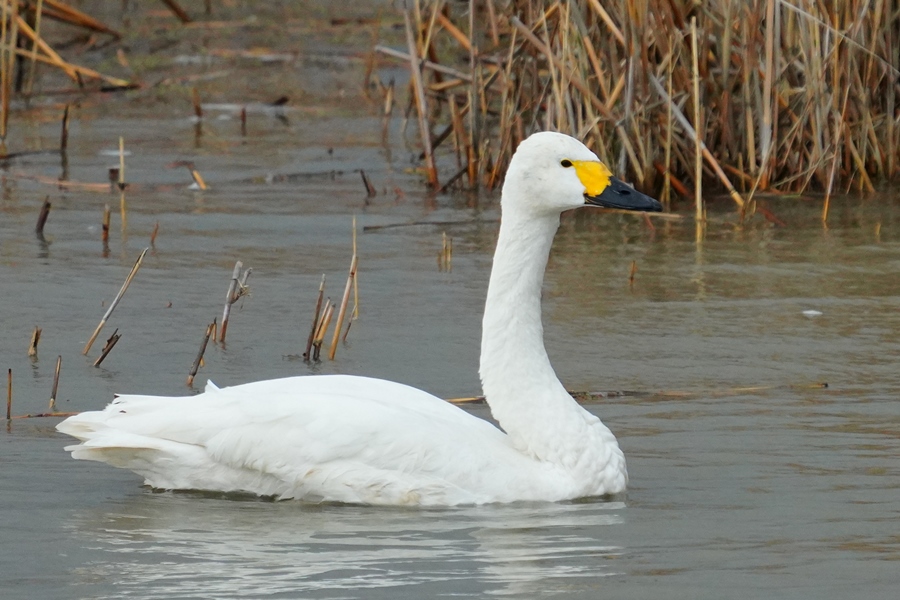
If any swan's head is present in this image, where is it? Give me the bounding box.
[503,132,661,216]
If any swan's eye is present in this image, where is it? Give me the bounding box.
[560,159,573,168]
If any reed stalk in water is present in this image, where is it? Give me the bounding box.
[49,355,61,411]
[219,261,251,343]
[93,329,121,367]
[28,326,41,357]
[328,255,358,360]
[304,275,326,361]
[83,248,149,354]
[35,198,50,236]
[187,319,215,386]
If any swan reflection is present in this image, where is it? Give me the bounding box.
[70,493,626,598]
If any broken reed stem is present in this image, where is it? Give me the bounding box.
[220,262,242,343]
[92,329,120,367]
[187,319,215,386]
[328,254,358,360]
[312,302,335,361]
[189,165,207,189]
[118,136,125,190]
[82,247,149,355]
[28,326,41,357]
[150,221,159,246]
[304,275,326,360]
[49,354,61,411]
[36,198,51,235]
[219,261,251,343]
[60,104,69,151]
[360,170,377,197]
[6,368,11,420]
[101,204,111,244]
[628,260,637,286]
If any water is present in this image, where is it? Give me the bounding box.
[3,4,900,598]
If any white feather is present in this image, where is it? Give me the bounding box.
[58,132,637,506]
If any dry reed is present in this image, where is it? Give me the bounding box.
[187,319,215,386]
[304,275,326,360]
[219,261,251,343]
[377,1,899,201]
[83,247,149,354]
[35,197,50,235]
[49,354,60,411]
[93,329,121,367]
[27,326,41,357]
[328,255,358,360]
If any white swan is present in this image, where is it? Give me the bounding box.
[58,132,661,506]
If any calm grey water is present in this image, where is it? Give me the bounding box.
[3,5,900,599]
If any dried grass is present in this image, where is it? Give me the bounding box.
[381,0,899,199]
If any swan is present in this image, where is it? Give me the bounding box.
[57,132,661,506]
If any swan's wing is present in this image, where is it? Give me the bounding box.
[59,375,524,504]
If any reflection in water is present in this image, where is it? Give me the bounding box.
[70,496,625,598]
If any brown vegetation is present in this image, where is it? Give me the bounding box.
[376,0,899,203]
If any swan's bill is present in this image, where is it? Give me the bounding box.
[584,176,662,212]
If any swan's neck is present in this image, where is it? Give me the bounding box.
[479,211,589,463]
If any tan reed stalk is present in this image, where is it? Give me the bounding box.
[304,275,326,360]
[760,0,776,189]
[118,136,125,190]
[36,198,51,235]
[28,326,41,357]
[0,0,14,141]
[220,261,251,343]
[120,190,127,233]
[383,80,394,116]
[93,329,120,367]
[83,247,149,354]
[328,254,358,360]
[691,18,703,223]
[312,302,335,361]
[404,8,438,188]
[187,320,215,386]
[5,368,10,420]
[24,0,43,96]
[49,355,61,411]
[150,221,159,246]
[628,260,637,287]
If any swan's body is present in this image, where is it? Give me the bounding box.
[58,132,661,506]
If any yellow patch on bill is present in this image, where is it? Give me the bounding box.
[572,161,612,197]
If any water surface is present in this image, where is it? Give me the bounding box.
[2,4,899,599]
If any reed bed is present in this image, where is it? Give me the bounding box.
[378,0,899,208]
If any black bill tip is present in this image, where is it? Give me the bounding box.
[585,178,662,212]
